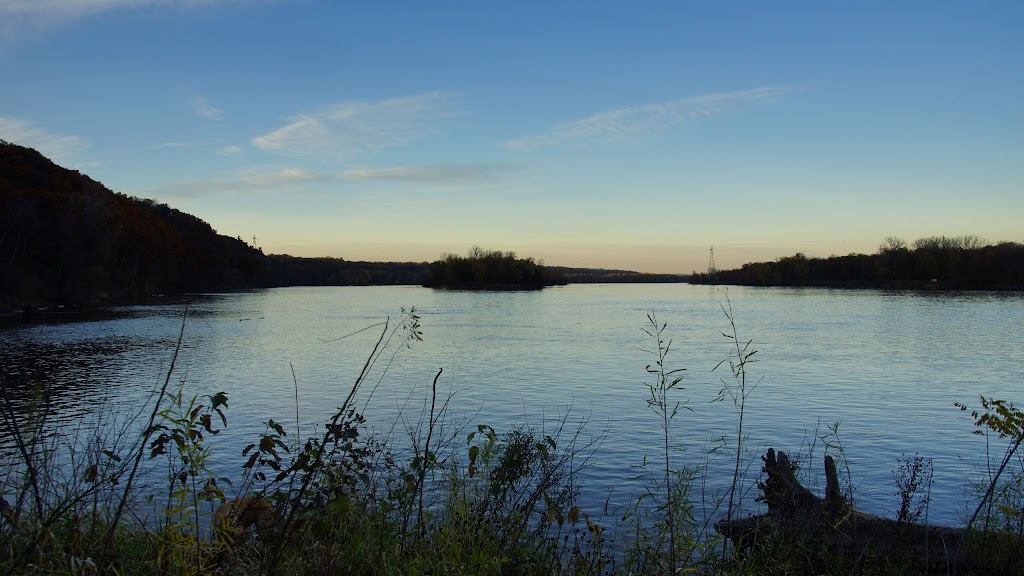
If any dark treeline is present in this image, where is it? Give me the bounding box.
[691,235,1024,289]
[424,247,566,289]
[1,141,681,309]
[266,255,429,287]
[553,267,688,284]
[1,141,270,306]
[0,141,434,309]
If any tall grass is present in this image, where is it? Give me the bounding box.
[712,291,760,561]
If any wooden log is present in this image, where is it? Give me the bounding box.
[716,448,975,570]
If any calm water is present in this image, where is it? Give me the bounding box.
[2,284,1022,526]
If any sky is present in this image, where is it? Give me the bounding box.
[1,1,1021,273]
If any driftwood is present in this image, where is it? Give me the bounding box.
[715,448,972,569]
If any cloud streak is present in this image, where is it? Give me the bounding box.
[1,0,240,40]
[0,0,232,16]
[343,163,513,186]
[153,166,332,198]
[238,167,329,188]
[504,86,792,150]
[252,92,459,160]
[0,115,87,162]
[194,96,223,120]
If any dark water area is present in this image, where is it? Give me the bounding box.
[1,284,1022,528]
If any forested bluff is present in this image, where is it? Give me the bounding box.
[6,139,1018,312]
[0,141,684,311]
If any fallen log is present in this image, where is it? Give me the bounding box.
[715,448,975,571]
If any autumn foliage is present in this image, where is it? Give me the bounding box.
[0,141,270,307]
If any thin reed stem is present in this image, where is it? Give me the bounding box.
[104,306,188,553]
[267,317,390,574]
[417,367,443,537]
[0,377,44,521]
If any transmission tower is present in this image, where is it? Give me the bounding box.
[708,246,717,275]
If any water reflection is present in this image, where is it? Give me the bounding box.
[1,285,1022,529]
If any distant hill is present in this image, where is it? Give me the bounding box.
[550,266,688,283]
[1,140,270,308]
[265,255,428,287]
[0,141,682,310]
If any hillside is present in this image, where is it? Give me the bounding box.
[1,142,676,311]
[0,140,270,308]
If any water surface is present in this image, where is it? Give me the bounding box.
[2,284,1022,526]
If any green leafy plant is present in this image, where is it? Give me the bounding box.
[621,313,700,574]
[712,291,760,560]
[955,396,1024,565]
[893,453,932,529]
[145,385,229,574]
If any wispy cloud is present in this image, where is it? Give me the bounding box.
[0,0,233,17]
[153,166,332,198]
[153,140,243,156]
[1,1,240,40]
[343,163,513,186]
[252,92,460,159]
[194,96,223,120]
[0,115,87,162]
[504,86,792,150]
[238,167,329,188]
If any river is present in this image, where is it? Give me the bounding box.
[2,284,1022,528]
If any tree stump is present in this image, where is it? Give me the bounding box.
[716,448,974,571]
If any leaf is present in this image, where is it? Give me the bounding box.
[102,449,121,462]
[243,452,259,469]
[260,435,280,459]
[468,446,479,478]
[567,505,580,524]
[210,392,228,410]
[268,419,286,437]
[83,464,98,483]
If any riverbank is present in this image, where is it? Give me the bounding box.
[2,388,1020,575]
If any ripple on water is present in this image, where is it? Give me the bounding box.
[1,285,1021,528]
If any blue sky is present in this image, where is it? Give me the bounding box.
[1,1,1021,273]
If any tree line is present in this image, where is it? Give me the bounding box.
[1,141,270,307]
[3,142,678,310]
[552,267,688,284]
[265,256,429,287]
[0,141,437,309]
[424,247,566,289]
[690,235,1024,289]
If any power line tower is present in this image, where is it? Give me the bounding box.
[708,246,717,275]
